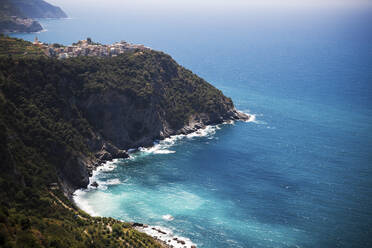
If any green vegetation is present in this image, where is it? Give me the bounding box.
[0,36,235,247]
[0,35,45,58]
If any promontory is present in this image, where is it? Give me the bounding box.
[0,36,248,247]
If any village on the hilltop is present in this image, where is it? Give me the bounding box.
[33,37,150,59]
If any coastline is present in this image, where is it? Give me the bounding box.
[76,109,251,195]
[72,108,251,195]
[73,110,253,248]
[134,225,196,248]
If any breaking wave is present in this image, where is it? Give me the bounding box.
[135,225,196,248]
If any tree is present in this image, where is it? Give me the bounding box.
[112,223,123,237]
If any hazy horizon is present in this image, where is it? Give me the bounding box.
[47,0,372,16]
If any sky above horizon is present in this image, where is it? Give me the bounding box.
[44,0,372,22]
[48,0,372,10]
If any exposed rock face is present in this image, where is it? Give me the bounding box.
[77,89,247,150]
[59,156,91,196]
[91,181,99,188]
[59,88,248,197]
[60,79,248,198]
[59,94,247,198]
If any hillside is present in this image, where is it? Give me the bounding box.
[10,0,67,18]
[0,36,247,247]
[0,0,67,33]
[0,35,46,57]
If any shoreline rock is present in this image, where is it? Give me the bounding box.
[69,110,249,247]
[62,109,249,200]
[90,181,99,188]
[134,225,197,248]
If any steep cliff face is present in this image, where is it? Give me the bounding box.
[78,81,246,150]
[0,38,248,198]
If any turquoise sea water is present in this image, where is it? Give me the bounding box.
[11,2,372,247]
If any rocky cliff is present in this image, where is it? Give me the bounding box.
[60,52,248,196]
[0,36,248,247]
[0,37,248,198]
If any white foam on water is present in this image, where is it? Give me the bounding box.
[73,189,99,216]
[140,125,221,157]
[186,125,219,138]
[162,214,175,221]
[105,178,121,185]
[241,109,266,125]
[136,225,196,248]
[131,122,229,159]
[73,115,261,247]
[154,149,176,154]
[86,160,119,189]
[246,114,257,123]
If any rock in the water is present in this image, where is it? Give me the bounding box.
[100,151,112,161]
[132,222,144,227]
[91,181,99,187]
[113,150,129,159]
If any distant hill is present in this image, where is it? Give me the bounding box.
[0,0,67,33]
[11,0,67,18]
[0,0,25,18]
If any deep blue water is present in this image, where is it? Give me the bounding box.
[11,2,372,247]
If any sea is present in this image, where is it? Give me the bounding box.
[11,1,372,247]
